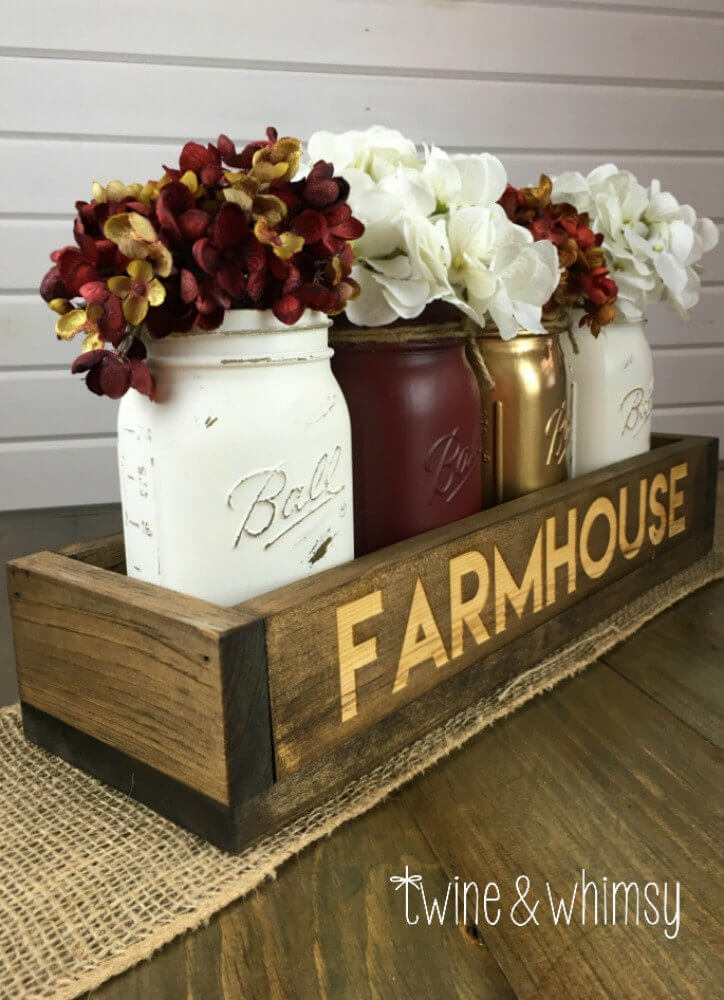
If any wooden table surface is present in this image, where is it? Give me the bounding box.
[86,568,723,1000]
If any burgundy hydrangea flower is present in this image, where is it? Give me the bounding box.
[500,175,618,335]
[39,265,70,303]
[71,340,154,400]
[144,276,197,339]
[217,128,278,170]
[78,280,126,343]
[155,181,210,244]
[42,126,364,400]
[165,142,225,188]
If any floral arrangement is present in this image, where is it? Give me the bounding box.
[499,175,618,336]
[551,164,718,322]
[39,128,364,399]
[308,126,559,339]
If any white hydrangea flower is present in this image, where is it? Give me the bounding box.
[309,126,559,335]
[307,126,418,182]
[446,206,559,338]
[552,166,719,320]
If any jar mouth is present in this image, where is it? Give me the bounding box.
[160,308,331,339]
[330,322,466,349]
[476,329,556,340]
[144,313,332,367]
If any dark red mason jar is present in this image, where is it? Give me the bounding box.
[330,315,482,556]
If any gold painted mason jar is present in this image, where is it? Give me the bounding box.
[467,318,570,507]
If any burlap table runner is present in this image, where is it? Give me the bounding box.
[1,509,722,1000]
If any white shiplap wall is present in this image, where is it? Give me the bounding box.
[1,0,723,511]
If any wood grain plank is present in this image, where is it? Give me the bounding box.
[0,503,122,707]
[8,550,251,804]
[59,531,125,572]
[89,800,516,1000]
[601,579,724,745]
[4,0,723,83]
[399,663,724,1000]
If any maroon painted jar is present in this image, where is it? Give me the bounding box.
[330,319,482,555]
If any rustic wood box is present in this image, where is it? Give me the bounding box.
[8,433,718,852]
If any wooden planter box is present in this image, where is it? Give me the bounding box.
[8,433,718,852]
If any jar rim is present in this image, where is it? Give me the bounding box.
[160,308,331,339]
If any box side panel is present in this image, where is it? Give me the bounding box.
[60,533,126,573]
[9,552,234,805]
[20,703,238,850]
[262,438,715,777]
[219,620,276,808]
[233,523,714,849]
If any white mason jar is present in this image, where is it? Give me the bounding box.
[561,316,654,478]
[117,310,355,605]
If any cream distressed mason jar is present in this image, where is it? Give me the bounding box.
[561,315,654,478]
[117,310,354,605]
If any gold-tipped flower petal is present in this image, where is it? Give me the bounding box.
[223,187,254,212]
[148,279,166,307]
[122,294,149,325]
[55,309,88,340]
[251,136,302,184]
[104,211,158,247]
[107,275,132,297]
[104,213,173,277]
[147,242,173,278]
[250,160,289,184]
[179,170,200,195]
[110,258,165,325]
[273,231,305,260]
[48,298,72,315]
[127,259,154,283]
[253,218,304,257]
[252,194,287,225]
[82,331,104,352]
[92,180,144,204]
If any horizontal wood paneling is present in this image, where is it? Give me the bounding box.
[2,139,723,218]
[1,0,722,509]
[506,155,724,217]
[646,292,723,347]
[0,296,77,367]
[1,58,722,152]
[0,438,118,511]
[653,405,724,443]
[703,226,724,280]
[0,219,68,292]
[573,0,724,11]
[0,371,118,439]
[3,1,723,82]
[652,347,724,404]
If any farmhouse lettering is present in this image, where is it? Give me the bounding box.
[337,463,688,722]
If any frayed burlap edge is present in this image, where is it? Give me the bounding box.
[1,544,722,1000]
